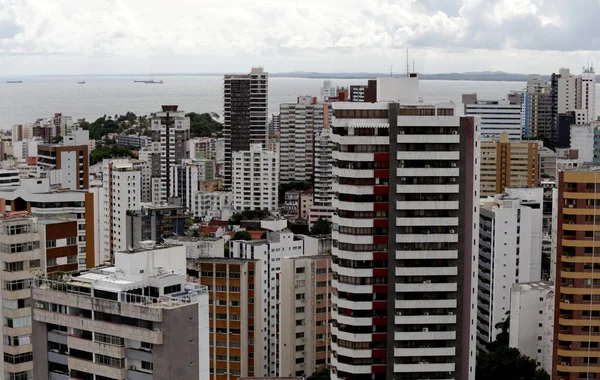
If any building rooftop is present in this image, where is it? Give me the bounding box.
[512,281,554,292]
[166,235,222,242]
[189,257,258,264]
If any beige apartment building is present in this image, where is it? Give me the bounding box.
[279,254,332,378]
[480,133,540,197]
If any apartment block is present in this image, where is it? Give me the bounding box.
[150,105,191,203]
[230,229,306,376]
[99,159,141,262]
[232,144,279,212]
[477,188,543,350]
[223,67,268,189]
[37,130,90,190]
[187,257,260,380]
[0,178,95,269]
[193,191,233,221]
[463,93,522,140]
[509,281,554,375]
[309,128,336,226]
[125,204,188,248]
[279,255,332,377]
[480,133,539,197]
[279,96,329,184]
[31,243,210,380]
[329,90,479,380]
[553,168,600,380]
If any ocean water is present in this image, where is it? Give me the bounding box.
[0,75,586,129]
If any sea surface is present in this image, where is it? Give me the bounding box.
[0,75,596,129]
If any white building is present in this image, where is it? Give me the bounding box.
[232,143,279,211]
[229,228,305,377]
[31,243,210,380]
[170,159,216,210]
[0,168,20,188]
[13,138,42,161]
[464,95,522,140]
[309,128,335,226]
[164,236,225,259]
[557,67,597,124]
[509,281,554,374]
[376,74,420,102]
[99,159,141,262]
[570,123,595,163]
[279,96,329,183]
[319,80,337,102]
[477,187,543,350]
[193,191,232,221]
[12,123,33,142]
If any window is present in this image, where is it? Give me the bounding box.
[66,256,77,264]
[46,240,56,248]
[296,332,305,339]
[141,361,153,371]
[296,293,305,300]
[296,307,305,313]
[66,237,77,246]
[296,319,304,326]
[3,351,32,364]
[163,284,181,295]
[296,345,305,352]
[229,286,240,292]
[4,262,23,272]
[316,307,327,313]
[216,314,228,320]
[215,285,227,292]
[95,354,124,368]
[47,258,57,267]
[316,268,327,274]
[3,280,31,292]
[141,342,153,350]
[3,334,30,346]
[5,370,32,380]
[94,333,124,347]
[230,356,241,362]
[295,357,305,364]
[29,260,40,268]
[296,267,305,274]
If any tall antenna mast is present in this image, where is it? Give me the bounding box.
[406,48,410,77]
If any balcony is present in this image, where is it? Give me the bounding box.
[395,282,457,292]
[397,151,460,160]
[394,347,455,357]
[394,330,456,341]
[393,362,455,373]
[396,266,457,276]
[396,184,460,194]
[396,217,459,226]
[397,168,460,177]
[397,134,460,144]
[395,314,457,324]
[396,250,458,260]
[395,299,457,309]
[396,201,459,210]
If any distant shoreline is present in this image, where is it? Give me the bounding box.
[0,71,552,82]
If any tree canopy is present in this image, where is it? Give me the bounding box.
[309,218,332,235]
[186,112,222,137]
[232,230,252,241]
[90,143,137,165]
[307,368,330,380]
[477,311,549,380]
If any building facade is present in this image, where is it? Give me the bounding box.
[232,144,279,212]
[279,255,332,378]
[330,98,479,380]
[31,243,210,380]
[223,68,269,189]
[463,94,522,140]
[480,133,540,197]
[279,97,329,184]
[509,281,554,375]
[477,188,543,350]
[553,168,600,380]
[37,130,90,190]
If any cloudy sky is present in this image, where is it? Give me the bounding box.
[1,0,599,75]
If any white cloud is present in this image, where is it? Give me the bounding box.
[0,0,599,74]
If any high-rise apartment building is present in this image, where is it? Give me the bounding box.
[480,133,540,197]
[187,257,259,380]
[232,144,279,212]
[279,96,329,183]
[463,93,522,140]
[279,254,332,378]
[330,87,479,380]
[223,67,269,189]
[309,128,335,226]
[12,124,33,142]
[125,204,188,248]
[31,243,210,380]
[477,188,543,350]
[552,167,600,380]
[570,124,595,163]
[150,105,191,203]
[509,281,554,375]
[554,67,597,125]
[522,75,554,143]
[170,159,216,209]
[229,228,306,377]
[37,130,90,190]
[99,159,141,262]
[0,178,95,269]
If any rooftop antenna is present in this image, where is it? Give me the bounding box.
[390,66,393,77]
[406,48,410,77]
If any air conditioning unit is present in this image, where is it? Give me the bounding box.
[451,163,457,167]
[396,312,402,316]
[400,177,406,182]
[399,131,405,135]
[424,312,429,316]
[452,131,458,135]
[450,178,456,183]
[425,165,431,168]
[129,366,137,370]
[448,312,454,315]
[565,300,570,304]
[422,327,429,332]
[449,229,455,234]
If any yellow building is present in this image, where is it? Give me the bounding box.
[480,133,540,196]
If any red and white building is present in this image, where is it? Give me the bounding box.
[329,76,479,380]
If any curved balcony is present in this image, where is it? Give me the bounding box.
[331,279,373,294]
[397,168,460,177]
[332,248,374,261]
[332,167,374,178]
[332,151,374,162]
[332,183,374,195]
[395,234,458,243]
[335,313,374,326]
[396,200,459,210]
[394,330,456,341]
[332,215,374,228]
[333,295,373,310]
[396,266,457,276]
[396,217,459,227]
[331,340,372,358]
[332,263,374,278]
[395,299,457,309]
[330,356,372,374]
[396,250,458,260]
[331,325,373,343]
[332,231,373,245]
[333,200,374,212]
[331,134,389,146]
[396,184,460,193]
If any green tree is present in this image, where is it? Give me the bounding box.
[476,346,549,380]
[310,218,332,235]
[232,230,252,241]
[260,231,267,239]
[307,368,330,380]
[90,145,137,165]
[185,112,223,137]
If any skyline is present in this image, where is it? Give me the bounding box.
[1,0,600,76]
